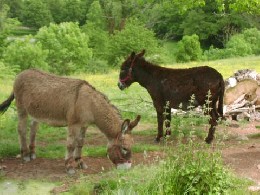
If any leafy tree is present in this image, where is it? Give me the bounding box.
[242,28,260,55]
[82,0,109,60]
[2,0,23,18]
[0,3,21,57]
[35,22,92,75]
[3,36,49,72]
[20,0,53,29]
[63,0,86,25]
[108,18,160,66]
[46,0,66,24]
[176,34,202,62]
[0,61,16,80]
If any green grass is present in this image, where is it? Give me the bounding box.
[1,55,260,159]
[67,142,254,195]
[1,56,259,193]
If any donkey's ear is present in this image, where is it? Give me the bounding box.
[137,49,145,58]
[130,51,136,59]
[121,119,130,134]
[129,115,141,130]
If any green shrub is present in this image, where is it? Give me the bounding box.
[3,36,49,72]
[36,22,93,75]
[225,34,253,57]
[0,61,16,80]
[242,28,260,55]
[108,18,161,66]
[176,34,202,62]
[203,28,260,60]
[145,143,237,194]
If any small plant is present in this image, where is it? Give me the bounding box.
[145,142,242,195]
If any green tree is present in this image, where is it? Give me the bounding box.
[108,18,160,66]
[46,0,66,24]
[0,3,21,57]
[242,28,260,55]
[36,22,92,75]
[176,34,202,62]
[2,0,23,18]
[20,0,53,28]
[82,0,109,60]
[3,36,49,72]
[63,0,86,25]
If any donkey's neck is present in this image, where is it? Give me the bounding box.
[134,59,161,89]
[92,94,122,141]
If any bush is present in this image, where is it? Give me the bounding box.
[225,34,253,57]
[0,61,17,80]
[145,143,237,194]
[203,28,260,60]
[176,34,202,62]
[36,22,92,75]
[242,28,260,55]
[3,36,49,72]
[108,18,161,66]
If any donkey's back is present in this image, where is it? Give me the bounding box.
[14,69,88,126]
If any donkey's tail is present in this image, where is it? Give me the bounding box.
[0,92,15,114]
[217,79,225,117]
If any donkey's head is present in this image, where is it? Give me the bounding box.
[118,50,145,90]
[107,115,141,169]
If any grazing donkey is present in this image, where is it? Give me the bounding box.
[0,69,140,174]
[118,50,224,144]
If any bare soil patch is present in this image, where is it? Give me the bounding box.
[0,121,259,185]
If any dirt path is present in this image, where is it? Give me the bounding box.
[0,121,259,185]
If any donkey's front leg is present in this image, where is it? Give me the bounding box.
[29,120,39,160]
[165,107,172,136]
[65,124,80,174]
[155,111,164,142]
[17,111,30,162]
[74,127,88,170]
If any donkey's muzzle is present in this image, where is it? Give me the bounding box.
[118,81,126,90]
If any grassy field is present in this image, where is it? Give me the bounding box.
[0,56,260,194]
[0,56,260,158]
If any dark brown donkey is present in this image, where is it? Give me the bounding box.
[118,50,224,143]
[0,69,140,174]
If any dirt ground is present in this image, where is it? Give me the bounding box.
[0,120,260,190]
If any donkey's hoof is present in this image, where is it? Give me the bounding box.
[23,156,31,162]
[30,153,36,160]
[67,168,76,175]
[154,137,161,143]
[205,137,213,144]
[77,159,88,170]
[79,162,88,170]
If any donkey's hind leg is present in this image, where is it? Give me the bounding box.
[205,105,218,144]
[74,127,88,169]
[17,110,30,162]
[29,120,39,160]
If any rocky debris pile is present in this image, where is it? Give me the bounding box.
[224,69,260,121]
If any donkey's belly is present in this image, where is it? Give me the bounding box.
[31,116,67,127]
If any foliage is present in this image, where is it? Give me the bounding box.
[62,0,86,25]
[0,61,16,80]
[82,0,109,60]
[108,18,161,66]
[242,28,260,55]
[145,143,240,194]
[225,34,253,57]
[3,36,49,72]
[19,0,53,29]
[35,22,92,75]
[203,28,260,60]
[176,34,202,62]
